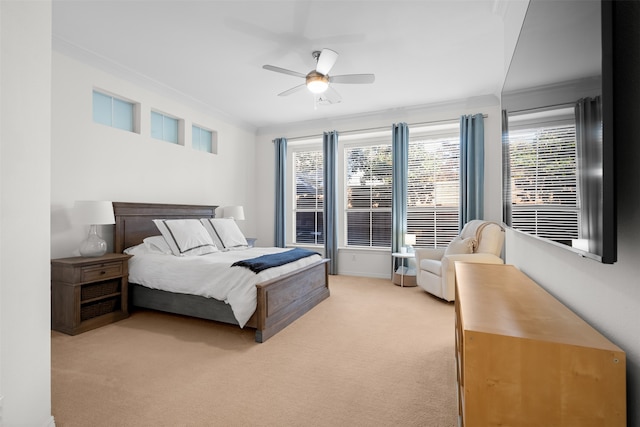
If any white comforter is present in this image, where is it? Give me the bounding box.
[124,245,322,327]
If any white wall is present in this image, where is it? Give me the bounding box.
[50,53,258,258]
[255,95,503,278]
[506,203,640,424]
[0,1,54,426]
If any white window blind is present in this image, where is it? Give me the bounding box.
[508,124,579,241]
[407,135,460,248]
[345,144,392,247]
[294,150,324,245]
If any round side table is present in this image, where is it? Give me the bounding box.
[391,252,416,287]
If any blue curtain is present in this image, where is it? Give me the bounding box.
[274,137,287,248]
[392,123,409,268]
[460,114,485,228]
[323,131,339,274]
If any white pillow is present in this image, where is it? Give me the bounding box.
[200,218,248,250]
[444,236,476,256]
[152,219,219,256]
[143,235,173,255]
[124,242,163,257]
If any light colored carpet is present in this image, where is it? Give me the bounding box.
[51,275,457,427]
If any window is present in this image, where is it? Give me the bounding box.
[293,150,324,245]
[192,125,217,154]
[407,133,460,248]
[151,111,180,144]
[92,90,136,132]
[345,143,392,247]
[508,122,579,241]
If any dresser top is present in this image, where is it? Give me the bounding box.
[455,262,623,352]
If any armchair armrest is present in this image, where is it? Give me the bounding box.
[414,248,446,264]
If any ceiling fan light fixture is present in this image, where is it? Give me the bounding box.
[306,72,329,94]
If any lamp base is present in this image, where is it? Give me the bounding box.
[79,225,107,257]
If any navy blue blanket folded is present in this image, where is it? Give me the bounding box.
[232,248,320,273]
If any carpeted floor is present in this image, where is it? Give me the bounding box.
[51,275,457,427]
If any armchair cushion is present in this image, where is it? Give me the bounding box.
[444,236,476,255]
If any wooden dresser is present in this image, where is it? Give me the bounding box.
[454,262,626,427]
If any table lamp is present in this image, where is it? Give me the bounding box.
[74,200,115,257]
[223,205,245,221]
[405,233,417,253]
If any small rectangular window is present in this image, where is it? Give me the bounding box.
[192,125,217,154]
[92,90,135,132]
[151,111,180,144]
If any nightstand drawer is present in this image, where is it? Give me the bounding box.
[81,279,121,301]
[80,262,123,282]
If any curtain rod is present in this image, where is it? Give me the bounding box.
[278,114,488,142]
[507,103,574,115]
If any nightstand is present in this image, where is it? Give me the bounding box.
[51,253,132,335]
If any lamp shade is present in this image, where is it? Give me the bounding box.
[405,234,417,245]
[306,72,329,94]
[74,201,115,225]
[223,205,245,220]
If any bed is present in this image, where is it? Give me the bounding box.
[113,202,330,342]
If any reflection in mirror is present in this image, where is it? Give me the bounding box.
[502,0,615,263]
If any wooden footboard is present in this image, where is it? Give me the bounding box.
[130,258,329,343]
[254,258,329,342]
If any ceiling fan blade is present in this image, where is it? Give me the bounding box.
[278,84,306,97]
[330,74,375,84]
[315,48,339,75]
[263,65,306,79]
[318,86,342,104]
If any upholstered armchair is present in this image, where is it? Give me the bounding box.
[414,220,505,302]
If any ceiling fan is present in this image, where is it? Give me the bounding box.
[262,48,375,104]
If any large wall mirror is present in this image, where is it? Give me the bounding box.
[501,0,616,263]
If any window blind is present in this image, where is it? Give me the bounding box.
[508,124,579,241]
[407,135,460,248]
[294,150,324,245]
[345,144,393,247]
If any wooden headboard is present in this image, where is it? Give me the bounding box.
[113,202,218,253]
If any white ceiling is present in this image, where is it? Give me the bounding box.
[52,0,515,131]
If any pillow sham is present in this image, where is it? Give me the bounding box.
[143,235,173,255]
[200,218,248,250]
[152,219,219,256]
[444,236,476,256]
